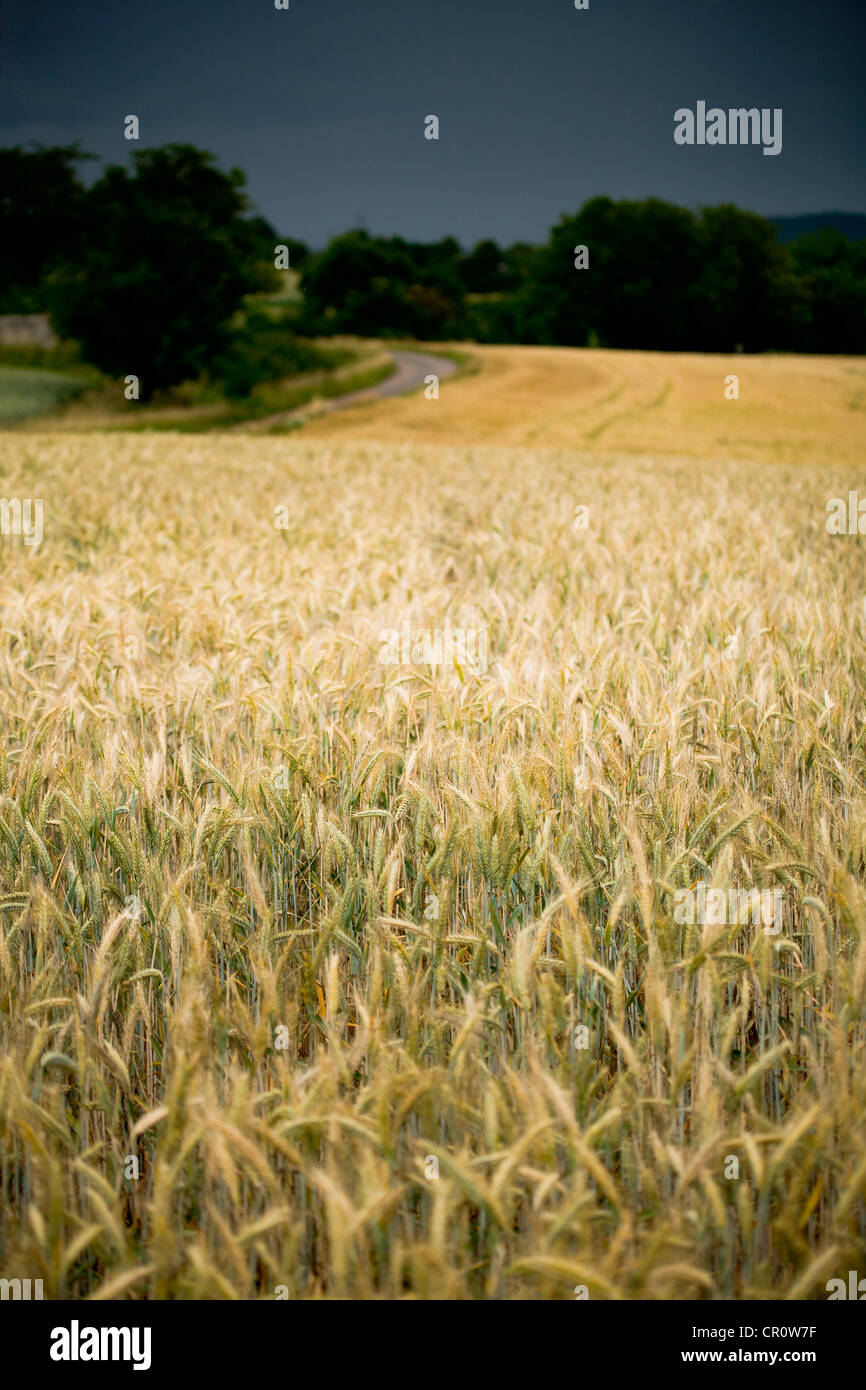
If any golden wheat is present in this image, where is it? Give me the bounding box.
[1,359,865,1298]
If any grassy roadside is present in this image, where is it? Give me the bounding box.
[2,338,395,432]
[247,341,482,435]
[92,349,397,434]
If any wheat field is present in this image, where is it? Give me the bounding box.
[1,346,865,1299]
[301,344,866,467]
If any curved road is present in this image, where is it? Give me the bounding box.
[238,349,458,431]
[349,348,458,406]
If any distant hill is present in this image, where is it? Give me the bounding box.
[771,212,866,243]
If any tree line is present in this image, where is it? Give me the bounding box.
[1,141,862,398]
[301,204,865,355]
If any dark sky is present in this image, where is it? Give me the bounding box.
[1,0,863,248]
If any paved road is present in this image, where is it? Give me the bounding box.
[237,349,458,431]
[349,348,458,405]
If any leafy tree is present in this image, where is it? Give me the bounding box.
[301,230,410,330]
[461,239,509,294]
[520,197,705,349]
[692,205,794,351]
[788,229,866,354]
[279,237,311,271]
[212,310,330,398]
[48,144,273,396]
[501,242,539,287]
[300,230,460,337]
[0,143,93,311]
[425,236,463,274]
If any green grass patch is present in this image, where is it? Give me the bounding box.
[0,365,92,423]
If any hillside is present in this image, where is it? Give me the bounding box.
[771,211,866,243]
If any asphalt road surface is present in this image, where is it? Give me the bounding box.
[350,348,458,405]
[238,348,458,431]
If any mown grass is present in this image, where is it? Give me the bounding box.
[0,424,864,1300]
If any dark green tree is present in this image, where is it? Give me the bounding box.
[691,205,794,351]
[788,229,866,354]
[300,230,460,337]
[0,143,93,311]
[48,144,273,396]
[461,239,509,293]
[519,197,705,349]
